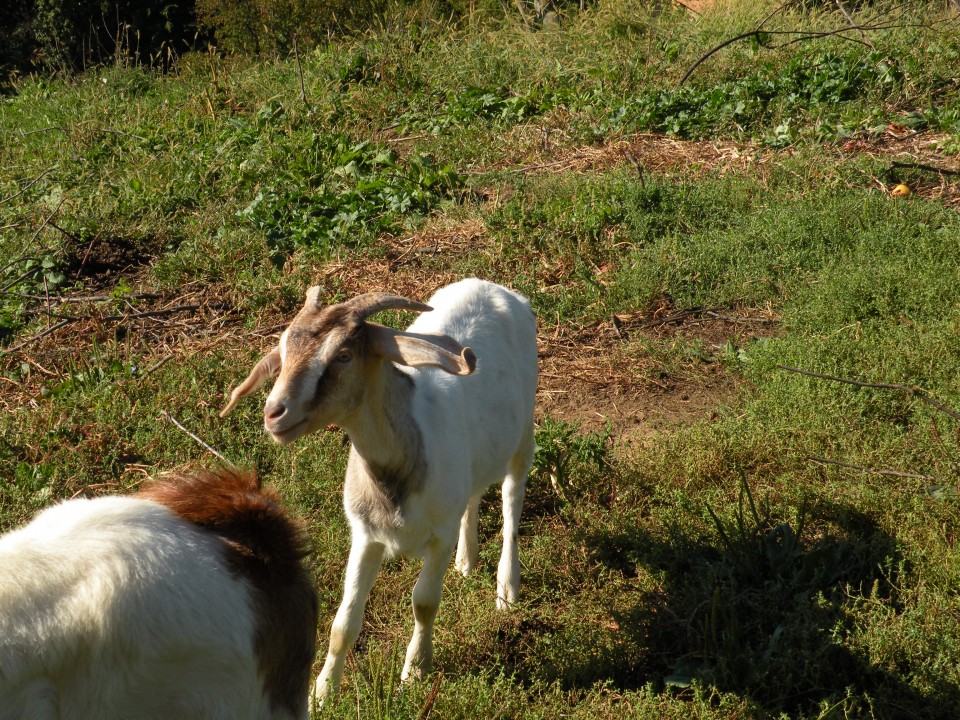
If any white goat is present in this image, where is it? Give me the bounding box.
[221,278,538,700]
[0,468,317,720]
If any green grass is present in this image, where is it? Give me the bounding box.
[2,1,960,718]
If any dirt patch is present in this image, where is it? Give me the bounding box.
[487,128,960,209]
[0,283,238,414]
[60,235,168,290]
[835,127,960,210]
[310,219,488,301]
[538,299,776,445]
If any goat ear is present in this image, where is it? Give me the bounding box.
[367,324,476,376]
[219,348,282,418]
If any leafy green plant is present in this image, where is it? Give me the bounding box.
[614,51,908,142]
[239,133,459,259]
[533,417,610,504]
[395,86,556,134]
[0,254,68,340]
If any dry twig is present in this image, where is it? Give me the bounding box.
[806,455,935,480]
[777,365,960,421]
[677,3,951,87]
[2,320,72,354]
[890,160,960,177]
[292,37,313,115]
[834,0,875,49]
[160,410,236,467]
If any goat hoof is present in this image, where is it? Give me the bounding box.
[496,595,517,611]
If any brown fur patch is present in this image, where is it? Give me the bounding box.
[138,467,318,718]
[285,304,353,352]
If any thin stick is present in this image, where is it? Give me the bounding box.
[293,37,313,114]
[703,310,779,325]
[47,220,82,243]
[806,455,935,480]
[99,128,150,143]
[143,353,174,376]
[29,196,68,246]
[0,257,42,276]
[672,0,701,15]
[677,26,873,87]
[161,410,236,468]
[675,1,937,88]
[418,674,443,720]
[834,0,874,49]
[100,304,199,322]
[777,365,960,421]
[70,482,122,499]
[0,268,40,294]
[6,292,160,303]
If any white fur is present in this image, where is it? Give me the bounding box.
[308,279,538,698]
[0,496,293,720]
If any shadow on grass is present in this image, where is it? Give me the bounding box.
[521,493,959,719]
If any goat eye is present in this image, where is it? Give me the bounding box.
[336,349,353,363]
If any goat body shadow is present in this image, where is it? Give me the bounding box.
[492,491,960,719]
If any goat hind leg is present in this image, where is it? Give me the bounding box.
[497,424,533,610]
[455,494,480,576]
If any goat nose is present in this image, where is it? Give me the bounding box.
[264,401,286,422]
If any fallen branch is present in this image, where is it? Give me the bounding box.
[1,319,73,354]
[806,455,935,480]
[777,365,960,421]
[678,27,874,87]
[161,410,236,468]
[676,3,949,87]
[0,166,58,206]
[890,160,960,177]
[143,353,174,376]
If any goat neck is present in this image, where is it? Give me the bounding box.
[340,359,426,525]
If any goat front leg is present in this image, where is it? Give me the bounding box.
[402,538,455,681]
[314,538,385,703]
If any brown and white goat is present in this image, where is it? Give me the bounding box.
[0,468,318,720]
[221,278,538,701]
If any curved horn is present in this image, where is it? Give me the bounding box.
[343,292,432,320]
